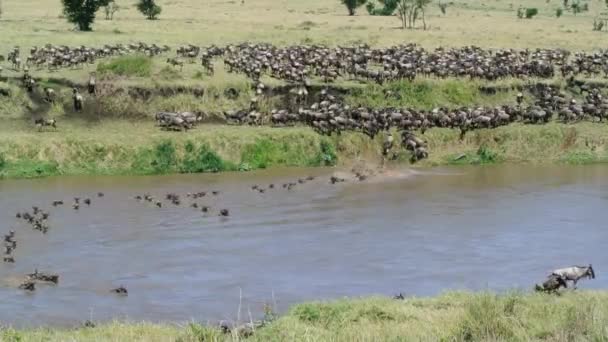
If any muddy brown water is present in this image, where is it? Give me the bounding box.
[1,165,607,327]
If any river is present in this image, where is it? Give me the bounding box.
[0,164,607,327]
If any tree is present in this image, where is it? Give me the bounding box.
[397,0,414,29]
[103,0,119,20]
[397,0,431,29]
[367,0,399,16]
[438,1,447,15]
[61,0,106,31]
[137,0,162,20]
[416,0,432,30]
[341,0,367,16]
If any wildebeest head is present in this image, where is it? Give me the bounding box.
[587,264,596,279]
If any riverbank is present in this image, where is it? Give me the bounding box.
[3,291,607,341]
[0,120,606,179]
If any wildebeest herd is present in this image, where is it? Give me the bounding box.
[3,42,608,162]
[4,42,169,72]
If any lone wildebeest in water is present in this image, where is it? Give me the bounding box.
[551,265,595,289]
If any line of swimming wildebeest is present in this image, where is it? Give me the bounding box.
[3,42,608,163]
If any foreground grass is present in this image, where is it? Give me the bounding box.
[5,291,608,341]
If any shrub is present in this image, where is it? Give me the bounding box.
[477,145,498,164]
[97,55,153,77]
[525,8,538,19]
[151,141,176,173]
[180,143,227,173]
[136,0,162,20]
[556,8,563,18]
[315,140,337,166]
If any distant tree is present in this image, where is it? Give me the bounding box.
[416,0,432,30]
[397,0,414,28]
[439,1,448,15]
[366,0,398,15]
[397,0,431,29]
[341,0,367,16]
[556,7,563,17]
[137,0,162,20]
[61,0,106,31]
[571,1,580,14]
[103,0,119,20]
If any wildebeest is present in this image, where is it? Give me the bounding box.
[34,118,57,132]
[88,73,96,95]
[44,88,56,103]
[535,274,568,294]
[111,286,128,295]
[166,57,184,71]
[73,88,83,111]
[551,265,595,289]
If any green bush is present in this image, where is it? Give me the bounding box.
[151,141,176,173]
[180,142,228,173]
[97,55,153,77]
[477,145,498,164]
[315,140,338,166]
[556,8,563,17]
[525,8,538,19]
[0,153,6,170]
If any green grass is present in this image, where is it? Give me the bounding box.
[0,118,606,179]
[0,121,345,179]
[5,291,608,341]
[346,79,519,110]
[97,55,154,77]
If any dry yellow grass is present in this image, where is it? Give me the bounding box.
[0,0,607,52]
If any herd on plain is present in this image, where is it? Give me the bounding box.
[2,43,608,162]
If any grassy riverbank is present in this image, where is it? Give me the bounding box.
[0,120,607,179]
[4,291,608,341]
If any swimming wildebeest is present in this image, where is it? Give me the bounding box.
[551,265,596,289]
[111,286,128,295]
[35,118,57,132]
